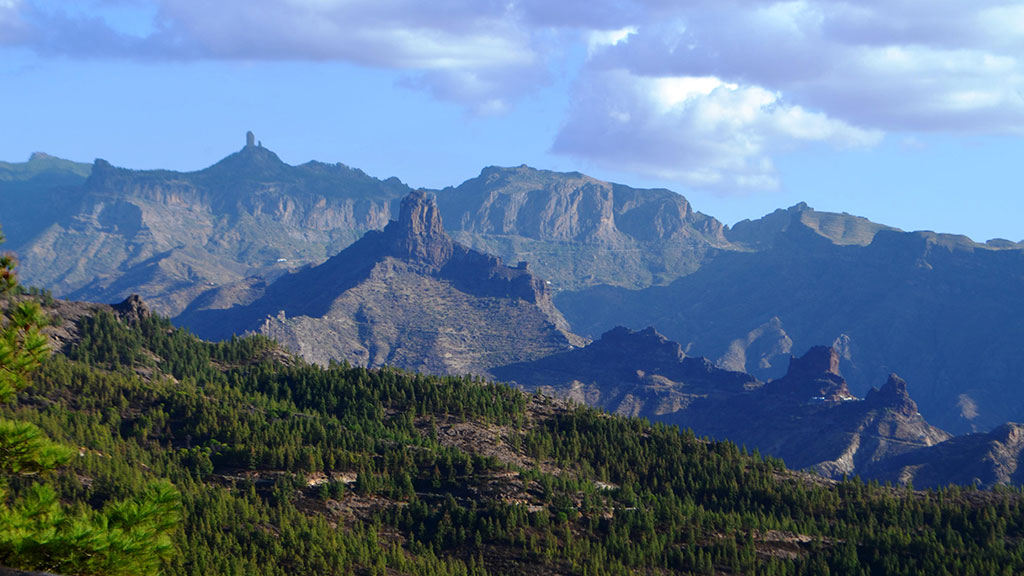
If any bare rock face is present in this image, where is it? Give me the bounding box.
[387,190,453,268]
[436,165,731,290]
[112,294,151,325]
[766,346,852,401]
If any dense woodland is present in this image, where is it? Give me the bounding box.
[3,288,1024,574]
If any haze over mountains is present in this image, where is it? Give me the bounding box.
[4,134,1024,485]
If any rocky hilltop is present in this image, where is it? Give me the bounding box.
[177,190,585,376]
[497,332,951,479]
[558,208,1024,433]
[435,165,731,290]
[695,346,952,479]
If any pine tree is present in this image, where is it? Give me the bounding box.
[0,226,181,575]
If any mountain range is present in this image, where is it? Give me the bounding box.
[557,207,1024,433]
[5,134,1024,484]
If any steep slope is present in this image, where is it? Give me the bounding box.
[557,212,1024,433]
[177,190,585,376]
[497,331,950,479]
[11,134,409,316]
[434,165,731,290]
[870,423,1024,489]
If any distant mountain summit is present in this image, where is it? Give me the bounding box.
[178,189,585,376]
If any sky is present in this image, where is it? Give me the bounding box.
[2,0,1024,242]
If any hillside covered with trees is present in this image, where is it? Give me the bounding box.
[3,282,1024,574]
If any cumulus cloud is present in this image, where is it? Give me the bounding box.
[552,0,1024,190]
[553,69,880,190]
[588,1,1024,134]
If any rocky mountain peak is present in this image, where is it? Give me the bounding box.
[787,345,841,378]
[865,373,918,417]
[28,151,55,162]
[386,190,454,268]
[767,345,851,401]
[204,134,287,178]
[112,294,151,325]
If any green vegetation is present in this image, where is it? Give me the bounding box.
[1,286,1023,574]
[1,228,180,575]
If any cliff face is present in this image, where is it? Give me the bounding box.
[435,165,731,290]
[177,190,584,377]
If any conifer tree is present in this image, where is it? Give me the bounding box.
[0,226,181,576]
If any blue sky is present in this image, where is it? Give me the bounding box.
[2,1,1023,241]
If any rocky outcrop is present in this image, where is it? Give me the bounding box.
[765,346,852,401]
[177,190,584,377]
[112,294,151,325]
[682,346,950,478]
[387,190,453,268]
[865,374,918,418]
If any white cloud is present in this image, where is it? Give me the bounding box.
[553,69,881,191]
[587,26,636,55]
